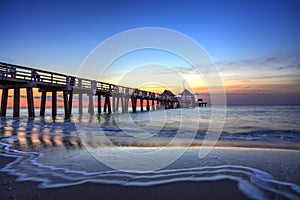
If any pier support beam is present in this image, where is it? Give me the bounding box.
[13,88,20,117]
[112,96,116,113]
[131,97,137,113]
[52,91,57,116]
[0,88,9,117]
[140,98,143,112]
[146,99,150,111]
[40,91,46,116]
[97,95,101,114]
[26,87,35,117]
[123,97,127,112]
[78,93,83,114]
[69,92,73,115]
[120,97,124,113]
[152,99,155,110]
[116,97,119,113]
[63,91,70,118]
[104,95,111,114]
[126,97,129,112]
[78,79,83,115]
[88,93,94,114]
[103,97,107,112]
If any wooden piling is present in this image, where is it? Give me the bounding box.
[112,96,116,113]
[69,92,73,114]
[52,91,57,116]
[131,97,137,113]
[140,98,143,112]
[78,93,83,114]
[40,91,46,116]
[122,97,125,112]
[126,97,129,112]
[103,96,107,112]
[97,95,101,114]
[63,91,70,118]
[108,96,112,114]
[13,88,20,117]
[88,93,94,114]
[0,88,9,116]
[26,87,35,117]
[146,99,150,111]
[116,97,119,112]
[152,99,155,110]
[120,97,124,113]
[78,79,83,114]
[104,95,111,114]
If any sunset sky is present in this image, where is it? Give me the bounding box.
[1,0,300,105]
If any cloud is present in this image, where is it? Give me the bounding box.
[216,55,300,78]
[216,55,300,72]
[277,62,300,70]
[266,57,277,62]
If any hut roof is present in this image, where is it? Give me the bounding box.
[162,89,176,96]
[178,89,194,96]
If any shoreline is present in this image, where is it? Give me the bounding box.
[0,156,248,200]
[1,142,300,199]
[80,136,300,150]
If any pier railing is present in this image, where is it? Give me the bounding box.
[0,62,69,85]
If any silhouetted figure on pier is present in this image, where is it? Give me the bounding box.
[8,66,16,78]
[132,89,138,97]
[91,80,97,95]
[114,86,119,93]
[70,77,75,86]
[66,76,75,90]
[66,76,71,90]
[31,70,40,81]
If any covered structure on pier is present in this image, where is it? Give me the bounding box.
[177,89,196,108]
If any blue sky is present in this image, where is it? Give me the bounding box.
[1,0,300,104]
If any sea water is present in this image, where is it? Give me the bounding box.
[0,105,300,199]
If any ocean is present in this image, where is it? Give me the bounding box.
[1,105,300,199]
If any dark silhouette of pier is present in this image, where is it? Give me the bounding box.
[0,62,180,118]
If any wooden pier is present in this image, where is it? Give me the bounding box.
[197,98,207,107]
[0,62,180,118]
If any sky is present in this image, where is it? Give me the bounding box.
[1,0,300,105]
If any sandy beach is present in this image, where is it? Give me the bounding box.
[0,156,246,200]
[1,143,300,200]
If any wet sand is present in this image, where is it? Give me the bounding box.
[0,156,247,200]
[1,143,300,199]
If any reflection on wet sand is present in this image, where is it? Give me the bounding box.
[1,117,85,152]
[1,115,183,152]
